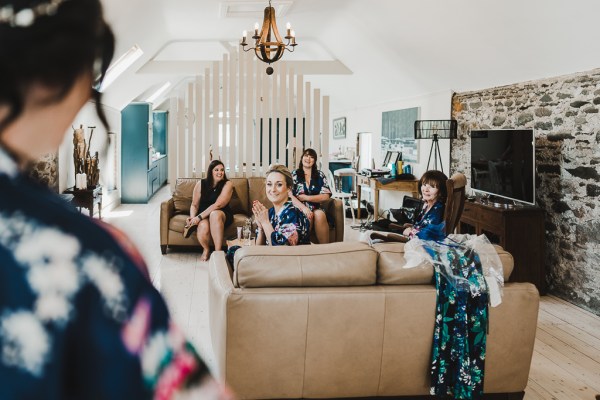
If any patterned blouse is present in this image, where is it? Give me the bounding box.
[291,169,332,211]
[0,147,211,399]
[267,201,311,246]
[410,200,445,239]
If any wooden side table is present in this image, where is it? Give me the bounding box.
[356,175,419,220]
[63,185,103,219]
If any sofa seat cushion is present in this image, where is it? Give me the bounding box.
[169,214,189,233]
[234,242,378,288]
[375,243,514,285]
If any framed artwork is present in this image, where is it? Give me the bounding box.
[333,117,346,139]
[381,107,419,163]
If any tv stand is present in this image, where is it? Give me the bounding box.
[459,200,545,294]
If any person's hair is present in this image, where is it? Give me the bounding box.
[266,164,293,188]
[418,170,448,203]
[0,0,115,134]
[295,148,318,183]
[206,159,228,189]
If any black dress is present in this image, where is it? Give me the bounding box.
[199,178,234,227]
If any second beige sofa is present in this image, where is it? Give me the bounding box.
[160,177,344,254]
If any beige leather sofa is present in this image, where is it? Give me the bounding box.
[160,177,344,254]
[208,241,539,399]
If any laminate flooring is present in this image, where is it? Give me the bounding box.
[104,185,600,400]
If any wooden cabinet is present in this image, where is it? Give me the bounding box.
[121,103,168,203]
[459,200,546,294]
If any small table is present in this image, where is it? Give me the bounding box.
[226,238,256,248]
[63,185,103,219]
[356,175,419,221]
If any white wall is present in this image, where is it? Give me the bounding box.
[58,101,122,212]
[330,90,453,215]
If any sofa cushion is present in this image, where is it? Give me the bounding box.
[248,177,273,209]
[229,178,249,215]
[233,242,378,288]
[173,178,199,214]
[375,243,514,285]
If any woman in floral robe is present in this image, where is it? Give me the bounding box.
[0,1,229,398]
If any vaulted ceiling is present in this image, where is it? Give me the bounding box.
[99,0,600,113]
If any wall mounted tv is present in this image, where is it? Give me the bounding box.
[470,129,535,205]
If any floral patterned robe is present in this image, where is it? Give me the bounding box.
[0,147,211,399]
[267,201,310,246]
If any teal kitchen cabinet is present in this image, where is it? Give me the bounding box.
[121,103,168,203]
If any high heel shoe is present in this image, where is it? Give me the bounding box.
[183,223,198,238]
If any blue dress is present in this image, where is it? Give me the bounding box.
[0,147,210,399]
[291,169,331,211]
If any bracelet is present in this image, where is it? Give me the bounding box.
[196,213,203,221]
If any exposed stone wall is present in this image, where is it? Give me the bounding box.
[29,152,59,192]
[451,68,600,315]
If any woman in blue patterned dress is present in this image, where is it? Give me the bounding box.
[289,148,332,244]
[403,170,448,239]
[0,1,229,398]
[253,164,310,246]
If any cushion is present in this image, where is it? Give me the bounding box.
[233,242,378,288]
[247,177,273,209]
[173,178,199,214]
[229,178,249,215]
[375,243,514,285]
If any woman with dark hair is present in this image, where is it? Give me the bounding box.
[289,148,332,244]
[403,169,448,239]
[0,1,229,398]
[185,159,234,261]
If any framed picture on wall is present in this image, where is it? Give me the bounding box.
[333,117,346,139]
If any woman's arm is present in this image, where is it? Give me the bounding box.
[288,189,313,220]
[252,201,275,245]
[199,181,234,217]
[186,181,203,226]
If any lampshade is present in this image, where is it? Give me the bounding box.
[414,120,458,140]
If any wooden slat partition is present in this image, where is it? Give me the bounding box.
[168,48,331,181]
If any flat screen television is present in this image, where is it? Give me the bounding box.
[470,129,535,205]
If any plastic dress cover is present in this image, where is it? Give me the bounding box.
[404,234,504,307]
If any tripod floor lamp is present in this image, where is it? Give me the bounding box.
[414,120,458,173]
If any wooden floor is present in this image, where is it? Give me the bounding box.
[105,186,600,400]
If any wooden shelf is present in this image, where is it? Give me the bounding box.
[459,200,546,294]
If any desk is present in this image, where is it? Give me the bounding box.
[356,175,419,220]
[63,185,103,219]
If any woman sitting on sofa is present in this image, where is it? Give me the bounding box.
[254,164,311,246]
[185,160,234,261]
[289,148,332,244]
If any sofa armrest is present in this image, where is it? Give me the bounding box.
[160,199,176,249]
[208,251,235,379]
[321,198,344,242]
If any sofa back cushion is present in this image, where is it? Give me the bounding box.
[233,242,378,288]
[229,178,249,215]
[247,177,273,209]
[375,242,514,285]
[173,178,200,214]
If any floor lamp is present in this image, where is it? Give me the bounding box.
[414,120,458,173]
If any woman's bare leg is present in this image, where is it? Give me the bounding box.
[196,219,212,261]
[209,210,226,252]
[313,209,329,244]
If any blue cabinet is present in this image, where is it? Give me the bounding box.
[121,103,168,203]
[329,160,353,193]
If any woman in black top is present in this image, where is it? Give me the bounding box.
[186,160,234,261]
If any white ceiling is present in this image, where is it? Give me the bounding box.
[99,0,600,113]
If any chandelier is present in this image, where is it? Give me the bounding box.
[240,0,297,75]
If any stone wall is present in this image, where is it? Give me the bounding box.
[451,68,600,315]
